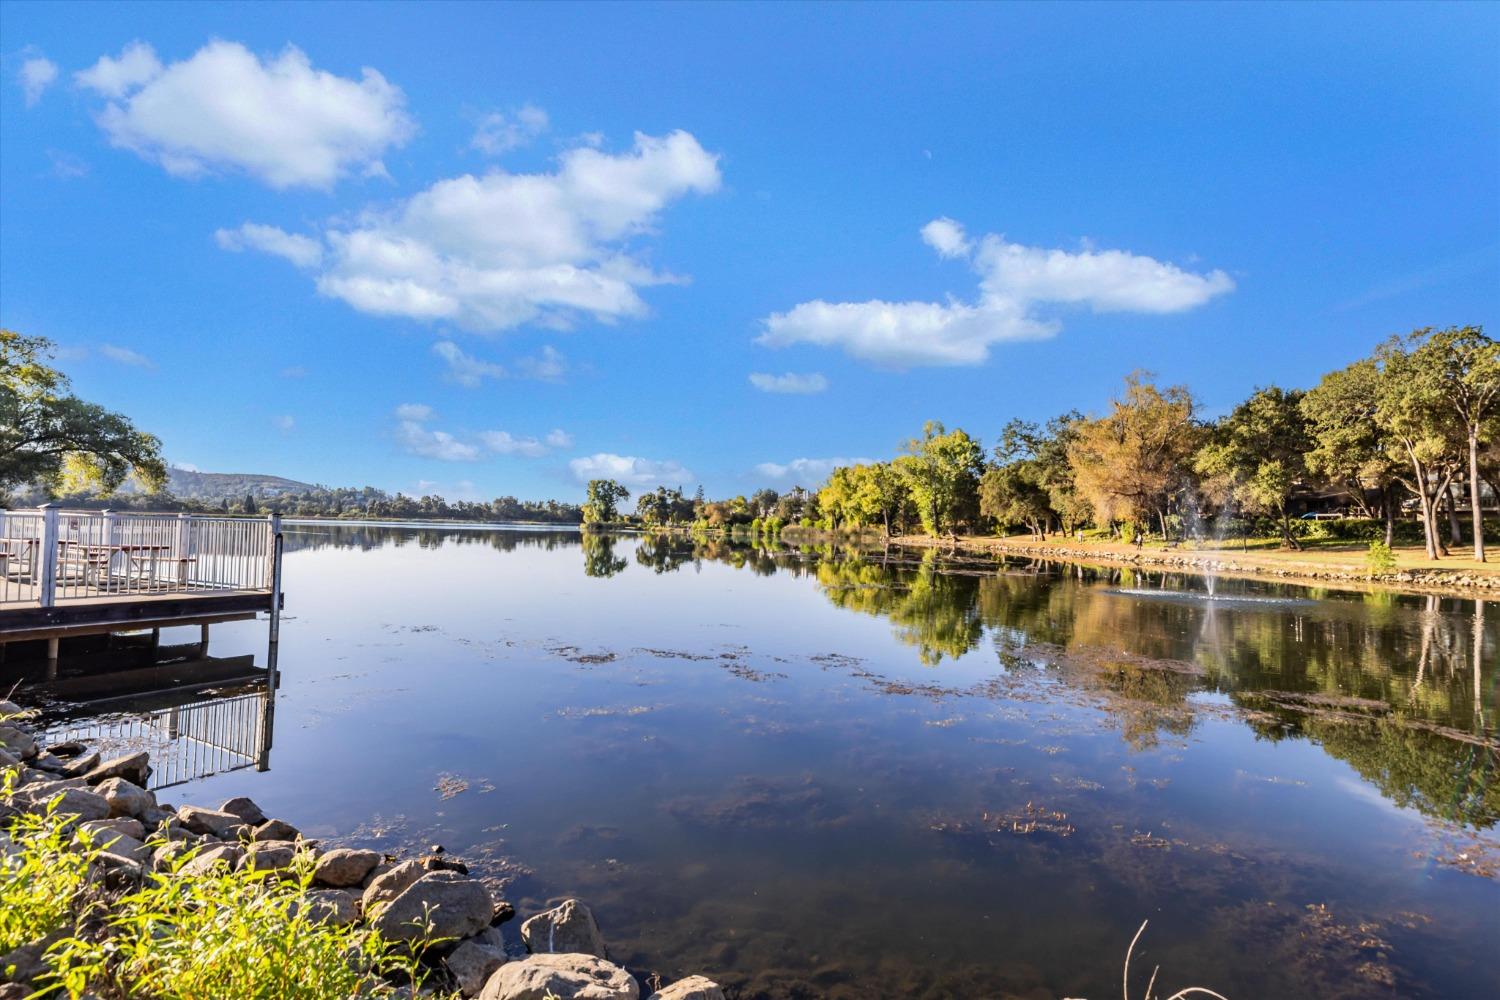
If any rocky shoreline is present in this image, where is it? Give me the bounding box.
[888,535,1500,596]
[0,699,721,1000]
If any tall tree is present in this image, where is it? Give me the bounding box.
[1194,386,1312,548]
[1301,358,1406,543]
[1411,326,1498,561]
[1373,334,1463,560]
[582,479,630,524]
[1068,373,1200,538]
[894,422,985,538]
[1,330,166,495]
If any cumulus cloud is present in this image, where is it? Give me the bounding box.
[545,429,574,448]
[748,371,828,395]
[99,344,154,367]
[215,223,324,268]
[229,129,720,331]
[20,55,58,107]
[569,453,693,488]
[394,404,566,462]
[433,340,507,387]
[759,221,1234,368]
[76,40,414,189]
[754,456,873,485]
[515,345,568,381]
[471,104,549,155]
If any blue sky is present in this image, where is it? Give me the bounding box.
[3,1,1496,502]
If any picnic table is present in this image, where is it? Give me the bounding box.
[59,541,175,590]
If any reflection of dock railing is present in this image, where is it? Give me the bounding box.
[0,507,275,608]
[52,689,273,790]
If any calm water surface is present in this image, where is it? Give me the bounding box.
[21,524,1500,999]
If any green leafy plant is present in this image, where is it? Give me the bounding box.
[1365,540,1397,577]
[1,778,100,959]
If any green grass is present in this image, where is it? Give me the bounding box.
[2,780,458,1000]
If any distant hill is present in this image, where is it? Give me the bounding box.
[163,468,321,501]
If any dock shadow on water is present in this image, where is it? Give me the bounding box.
[9,525,1496,999]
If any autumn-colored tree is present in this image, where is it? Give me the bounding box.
[1068,373,1200,538]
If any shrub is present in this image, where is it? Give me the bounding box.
[1365,540,1397,577]
[1,781,98,959]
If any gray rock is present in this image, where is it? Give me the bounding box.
[30,751,69,773]
[28,785,110,822]
[218,796,267,826]
[59,750,102,779]
[313,847,382,887]
[252,817,299,842]
[362,859,428,913]
[151,839,197,872]
[293,888,361,926]
[177,805,247,838]
[81,825,149,863]
[521,899,607,958]
[80,817,146,840]
[94,777,156,819]
[0,932,60,986]
[0,725,37,761]
[83,751,150,786]
[238,840,303,872]
[647,976,725,1000]
[478,953,639,1000]
[0,699,22,718]
[0,746,20,769]
[370,871,494,944]
[447,930,508,996]
[177,843,243,876]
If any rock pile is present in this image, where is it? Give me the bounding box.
[0,699,723,999]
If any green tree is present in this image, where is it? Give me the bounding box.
[1301,357,1406,544]
[1410,326,1498,561]
[894,422,985,538]
[1373,334,1464,560]
[979,460,1051,538]
[0,330,166,496]
[582,479,630,524]
[1194,386,1313,549]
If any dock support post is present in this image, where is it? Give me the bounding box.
[46,637,58,679]
[199,623,210,658]
[266,514,283,690]
[37,502,59,608]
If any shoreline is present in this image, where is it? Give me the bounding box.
[885,534,1500,598]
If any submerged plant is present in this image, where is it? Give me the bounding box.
[1121,920,1229,1000]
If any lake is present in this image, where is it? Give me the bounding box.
[21,523,1500,999]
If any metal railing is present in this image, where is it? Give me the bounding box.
[47,689,272,789]
[0,507,278,608]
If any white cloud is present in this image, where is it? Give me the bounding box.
[478,430,547,457]
[515,345,568,381]
[215,223,324,268]
[47,150,88,178]
[273,414,295,432]
[170,461,200,473]
[394,402,434,421]
[77,40,414,189]
[232,129,720,331]
[748,371,828,395]
[99,344,154,367]
[759,221,1234,368]
[920,217,971,259]
[569,453,693,488]
[434,340,506,387]
[20,56,58,107]
[394,404,563,461]
[471,104,549,155]
[545,429,574,449]
[754,457,873,486]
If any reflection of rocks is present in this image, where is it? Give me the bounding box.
[665,775,849,831]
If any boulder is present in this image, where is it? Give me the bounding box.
[252,817,300,842]
[0,699,22,718]
[94,777,156,819]
[80,826,149,864]
[370,871,494,944]
[79,817,146,842]
[177,805,246,838]
[647,977,725,1000]
[151,840,197,872]
[239,840,303,873]
[521,899,607,958]
[82,751,150,786]
[218,796,267,826]
[32,785,110,822]
[177,843,243,876]
[60,751,102,779]
[362,859,428,913]
[0,726,37,761]
[447,928,508,996]
[478,953,639,1000]
[45,739,88,759]
[0,746,20,770]
[294,888,361,926]
[314,847,382,888]
[30,751,69,773]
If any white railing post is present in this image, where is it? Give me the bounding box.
[267,513,283,643]
[37,502,59,607]
[176,513,193,586]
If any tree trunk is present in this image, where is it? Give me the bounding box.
[1445,482,1463,546]
[1280,511,1301,550]
[1157,508,1169,542]
[1382,483,1395,547]
[1469,428,1486,562]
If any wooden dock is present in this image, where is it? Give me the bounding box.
[0,507,284,659]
